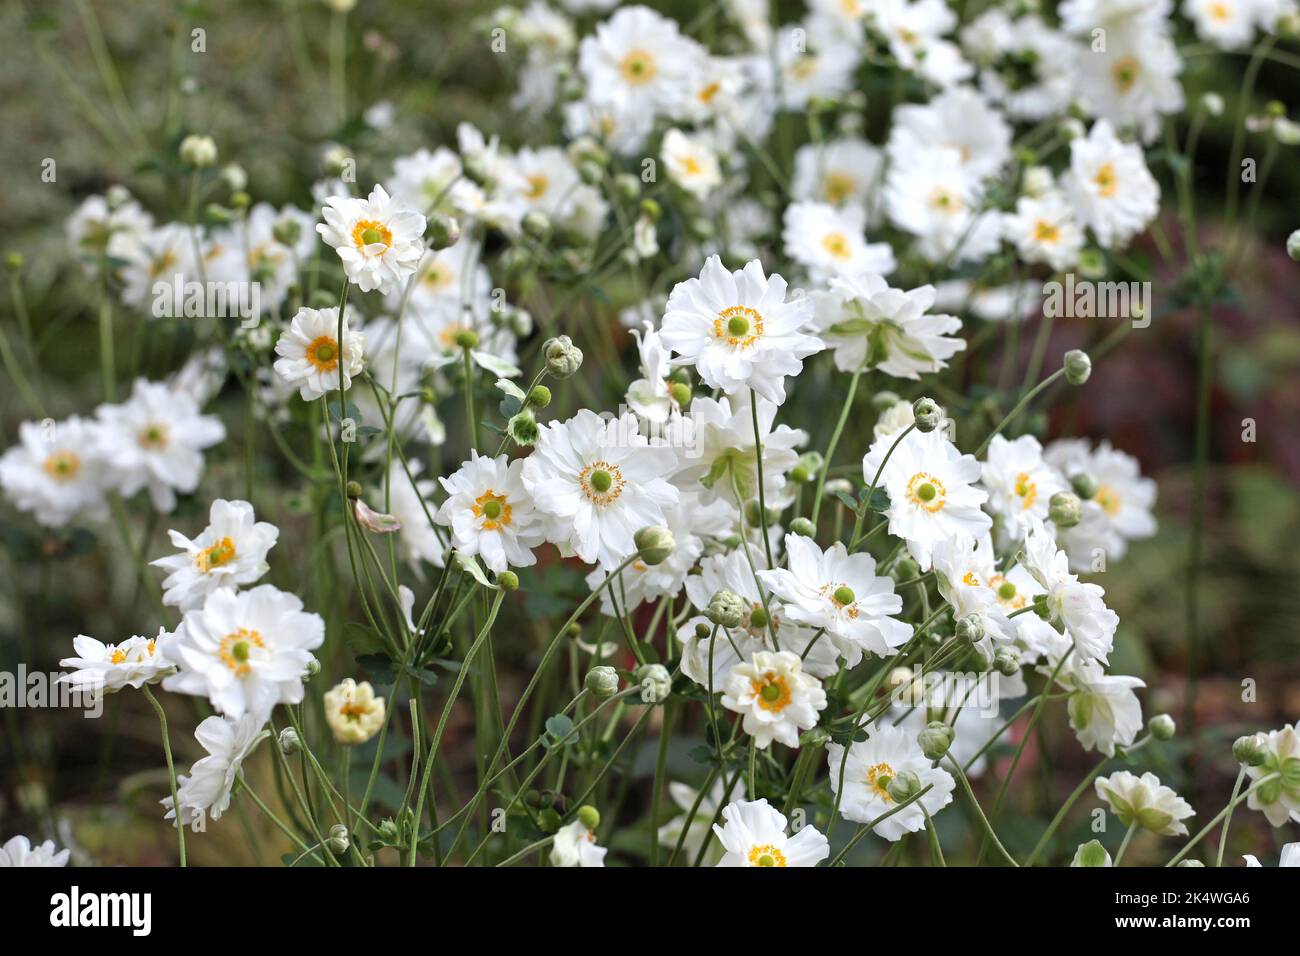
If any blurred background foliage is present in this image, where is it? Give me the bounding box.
[0,0,1297,866]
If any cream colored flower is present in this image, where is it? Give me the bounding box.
[324,678,386,745]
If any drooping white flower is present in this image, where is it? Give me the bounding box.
[981,434,1067,546]
[782,201,896,283]
[713,797,830,867]
[1095,770,1194,836]
[324,679,386,745]
[826,723,957,840]
[811,272,965,378]
[862,428,991,571]
[1021,521,1119,665]
[162,714,265,831]
[1059,660,1146,756]
[1245,725,1300,827]
[625,321,681,424]
[151,499,279,611]
[522,409,679,570]
[1063,119,1161,248]
[436,451,546,574]
[1044,438,1157,571]
[0,416,109,528]
[721,649,828,749]
[758,535,912,668]
[0,835,70,867]
[317,184,427,294]
[58,629,173,695]
[162,584,325,725]
[93,378,226,513]
[273,306,366,402]
[660,256,822,405]
[550,819,607,867]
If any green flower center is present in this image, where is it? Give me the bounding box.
[833,585,856,606]
[590,469,613,494]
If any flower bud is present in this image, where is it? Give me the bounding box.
[1288,229,1300,262]
[327,824,350,855]
[1048,491,1083,529]
[278,726,301,755]
[1064,349,1092,385]
[669,380,692,409]
[634,525,675,566]
[507,409,540,446]
[993,646,1021,677]
[543,335,583,378]
[1177,859,1206,867]
[1148,713,1176,741]
[743,499,780,528]
[918,721,954,761]
[1200,92,1225,117]
[871,390,901,412]
[706,589,746,628]
[6,251,24,271]
[912,397,941,432]
[427,213,461,250]
[886,769,922,803]
[636,663,672,704]
[1071,472,1098,500]
[527,384,551,408]
[954,614,985,646]
[497,570,520,591]
[1233,733,1268,767]
[1071,839,1112,867]
[585,665,620,700]
[789,517,816,538]
[452,329,479,350]
[522,210,551,240]
[179,134,218,168]
[576,805,600,831]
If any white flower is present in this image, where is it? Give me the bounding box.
[713,797,830,867]
[1021,521,1119,664]
[162,584,325,725]
[388,146,484,218]
[0,416,109,528]
[93,378,226,513]
[868,0,971,87]
[1002,190,1086,271]
[1246,725,1300,827]
[59,629,173,695]
[626,321,681,424]
[522,409,679,570]
[662,128,723,200]
[758,535,911,668]
[1073,20,1184,144]
[721,649,827,749]
[1060,660,1146,756]
[151,499,279,610]
[930,534,1017,659]
[657,777,744,864]
[576,6,696,117]
[163,714,265,831]
[1095,770,1194,836]
[120,223,198,311]
[317,184,427,294]
[962,13,1076,120]
[1044,438,1157,570]
[324,679,386,745]
[884,145,1002,265]
[672,391,807,509]
[383,460,447,573]
[1185,0,1258,50]
[550,819,607,867]
[862,428,991,571]
[981,434,1067,545]
[888,86,1013,183]
[1064,120,1161,248]
[1244,843,1300,867]
[812,272,965,378]
[436,451,546,574]
[273,306,366,401]
[0,836,70,867]
[660,256,822,405]
[792,137,885,219]
[66,192,153,272]
[782,201,896,283]
[826,724,957,840]
[774,29,860,108]
[241,203,318,313]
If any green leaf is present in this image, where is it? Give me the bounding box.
[356,653,398,684]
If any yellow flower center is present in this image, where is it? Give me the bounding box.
[867,761,896,801]
[579,460,626,506]
[1209,2,1232,19]
[43,450,81,482]
[823,171,857,205]
[820,231,853,260]
[619,50,657,85]
[961,571,981,587]
[1033,220,1060,244]
[905,472,947,513]
[137,423,170,450]
[1094,483,1121,516]
[751,671,792,712]
[1014,471,1038,510]
[219,628,266,678]
[196,536,238,573]
[472,489,513,530]
[110,648,128,665]
[351,219,393,251]
[929,187,963,214]
[148,251,178,280]
[1093,163,1119,198]
[525,174,549,200]
[306,335,340,372]
[697,81,721,104]
[680,155,703,176]
[1111,56,1140,94]
[422,264,453,292]
[747,843,788,867]
[340,700,373,722]
[713,305,764,349]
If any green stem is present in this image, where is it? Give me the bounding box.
[142,686,186,867]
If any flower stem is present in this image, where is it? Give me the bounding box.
[142,685,186,867]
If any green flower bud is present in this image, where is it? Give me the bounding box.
[526,384,552,408]
[272,217,302,246]
[507,409,540,446]
[891,557,920,583]
[748,605,769,630]
[706,589,746,628]
[743,499,780,528]
[453,329,479,350]
[640,198,662,221]
[912,396,942,432]
[345,480,363,499]
[1233,734,1268,767]
[585,665,620,700]
[636,663,672,704]
[327,824,350,855]
[1048,491,1083,529]
[1071,840,1112,867]
[427,213,461,250]
[576,805,601,831]
[918,721,954,761]
[179,134,218,168]
[278,727,301,755]
[522,210,551,240]
[1064,349,1092,385]
[1071,472,1098,500]
[1148,714,1176,741]
[789,517,816,538]
[955,614,985,646]
[886,769,922,803]
[497,570,520,591]
[6,252,24,271]
[634,525,675,566]
[669,380,692,410]
[993,646,1021,677]
[543,335,583,378]
[537,808,562,833]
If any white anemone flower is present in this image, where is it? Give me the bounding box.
[317,184,427,294]
[782,201,896,283]
[981,434,1067,545]
[1063,120,1161,248]
[436,451,546,574]
[151,499,279,610]
[1095,770,1194,836]
[0,836,70,867]
[550,819,607,867]
[826,724,956,840]
[1021,521,1118,665]
[0,416,109,528]
[162,714,265,831]
[721,650,827,749]
[273,306,366,402]
[59,628,174,695]
[713,797,830,867]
